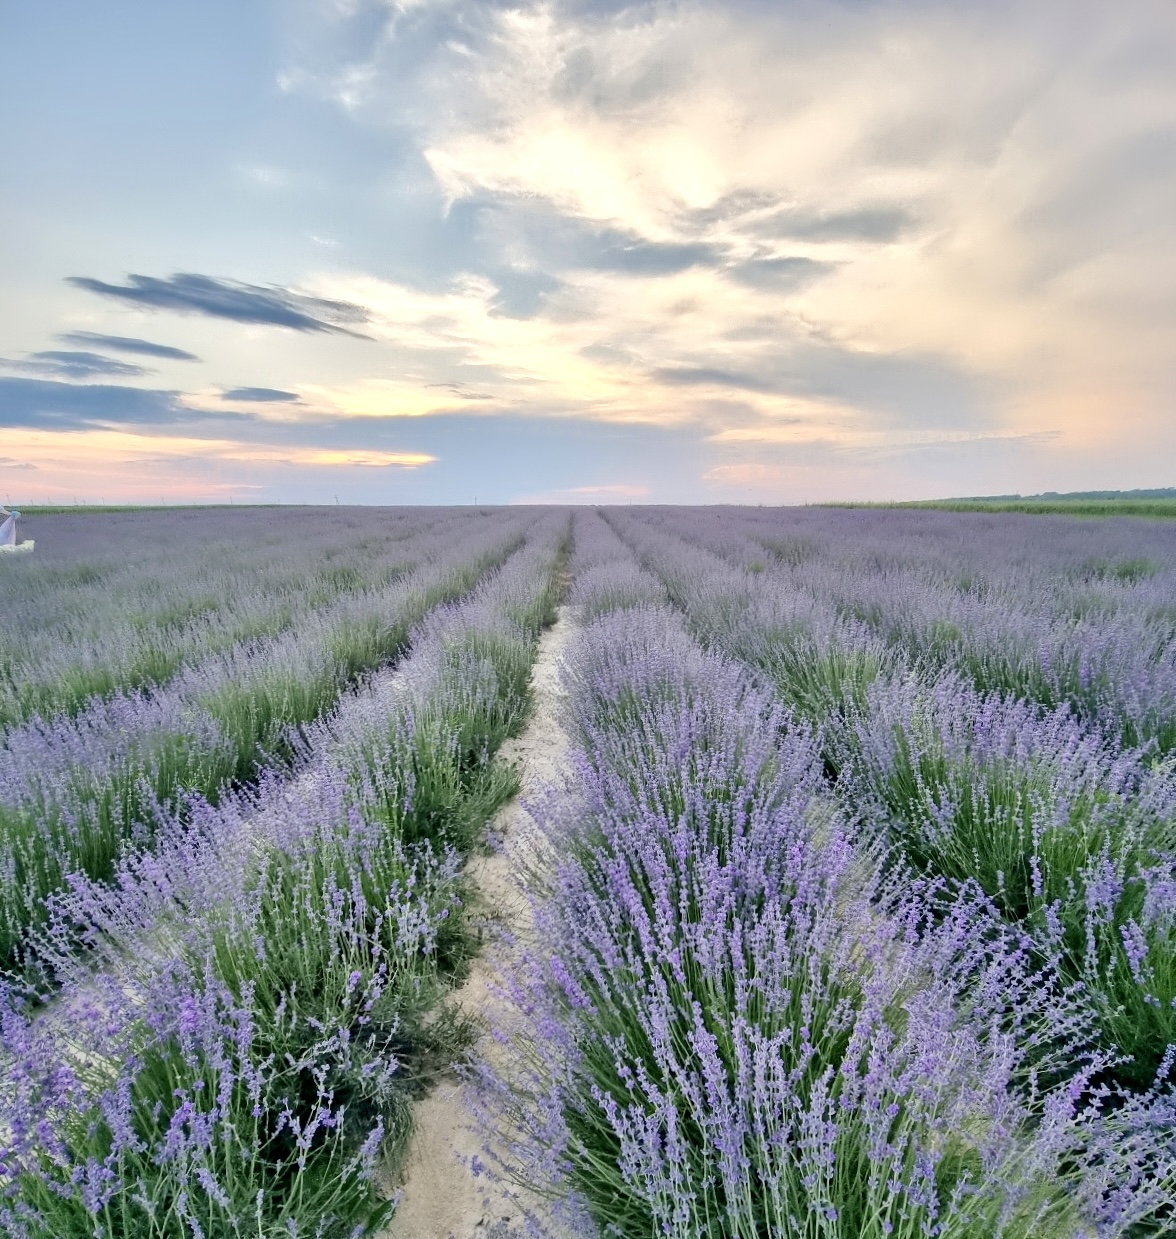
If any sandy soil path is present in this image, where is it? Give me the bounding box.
[382,608,576,1239]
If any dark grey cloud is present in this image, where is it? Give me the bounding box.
[67,273,373,337]
[1,376,380,444]
[678,192,913,244]
[589,237,717,275]
[0,377,188,428]
[1,351,150,380]
[756,206,913,243]
[221,387,302,403]
[579,342,641,366]
[58,331,201,362]
[728,256,833,290]
[785,344,996,428]
[651,341,996,430]
[478,201,720,283]
[473,198,838,304]
[654,366,776,394]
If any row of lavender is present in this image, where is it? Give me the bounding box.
[0,510,536,978]
[504,508,1171,1233]
[606,507,1176,1092]
[0,508,468,728]
[0,513,569,1237]
[634,505,1176,753]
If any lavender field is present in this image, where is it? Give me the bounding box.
[1,506,1174,1238]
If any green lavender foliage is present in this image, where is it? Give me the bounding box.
[1,522,569,1238]
[0,508,448,728]
[0,530,524,974]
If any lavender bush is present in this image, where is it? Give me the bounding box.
[0,515,571,1237]
[625,505,1176,753]
[601,508,891,734]
[473,513,1175,1236]
[839,670,1176,1088]
[0,513,537,976]
[0,507,479,729]
[4,502,1175,1235]
[497,605,1156,1238]
[602,507,1176,1103]
[568,510,668,621]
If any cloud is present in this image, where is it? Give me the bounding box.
[282,448,434,468]
[67,273,374,337]
[487,267,563,318]
[0,457,37,471]
[277,2,1011,447]
[702,461,795,489]
[747,206,914,244]
[706,421,808,444]
[139,0,1170,503]
[425,382,495,400]
[2,351,151,380]
[0,378,435,467]
[0,377,189,428]
[588,237,717,276]
[479,202,723,276]
[393,3,1175,434]
[123,442,437,468]
[305,253,996,438]
[58,331,201,362]
[727,257,832,291]
[653,366,776,394]
[221,387,303,403]
[700,425,1067,499]
[241,164,290,189]
[562,483,648,497]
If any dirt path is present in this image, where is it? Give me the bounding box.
[382,609,576,1239]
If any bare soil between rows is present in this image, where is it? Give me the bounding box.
[381,609,577,1239]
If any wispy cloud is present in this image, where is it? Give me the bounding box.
[221,387,303,404]
[726,257,832,291]
[425,381,495,400]
[122,442,437,469]
[746,206,914,245]
[2,351,151,380]
[0,378,436,467]
[281,448,434,468]
[840,429,1064,462]
[653,366,776,394]
[240,164,290,189]
[0,377,189,429]
[58,331,201,362]
[67,273,374,337]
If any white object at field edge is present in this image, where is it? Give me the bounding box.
[0,508,32,552]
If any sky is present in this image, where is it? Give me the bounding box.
[1,0,1174,506]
